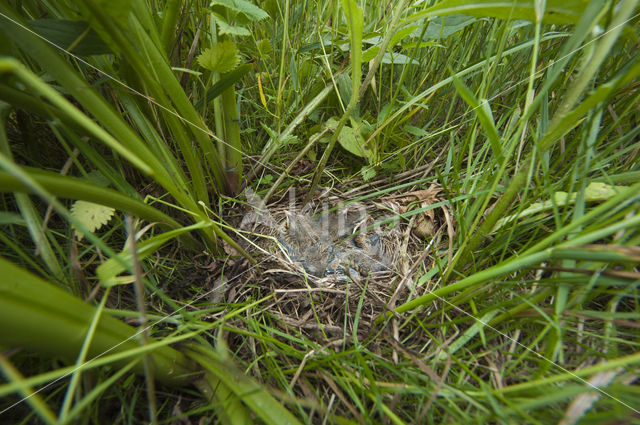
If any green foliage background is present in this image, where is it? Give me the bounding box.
[0,0,639,423]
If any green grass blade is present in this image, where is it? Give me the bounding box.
[0,257,197,386]
[0,354,57,425]
[58,287,111,422]
[187,346,303,425]
[0,57,153,175]
[404,0,591,25]
[452,73,503,163]
[0,169,182,230]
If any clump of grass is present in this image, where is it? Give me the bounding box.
[1,0,640,424]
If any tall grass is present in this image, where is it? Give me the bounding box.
[1,0,639,423]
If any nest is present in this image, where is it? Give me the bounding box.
[216,182,451,345]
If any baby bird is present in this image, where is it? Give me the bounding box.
[280,211,331,276]
[279,209,393,278]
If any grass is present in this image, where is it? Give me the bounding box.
[1,0,639,424]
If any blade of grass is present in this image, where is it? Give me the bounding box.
[0,256,197,386]
[58,286,112,422]
[304,0,363,205]
[187,345,304,425]
[0,169,182,231]
[0,354,57,425]
[0,108,63,278]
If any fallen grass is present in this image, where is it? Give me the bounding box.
[1,0,639,423]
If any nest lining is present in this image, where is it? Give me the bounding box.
[219,183,448,343]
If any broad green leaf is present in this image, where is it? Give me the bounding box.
[362,23,423,62]
[362,45,381,63]
[197,40,240,74]
[363,47,421,64]
[71,200,115,241]
[322,117,340,132]
[381,52,419,64]
[362,16,455,63]
[337,125,365,158]
[323,118,374,161]
[391,23,424,44]
[27,19,112,56]
[210,0,269,22]
[336,73,352,103]
[411,14,478,39]
[405,0,590,25]
[452,74,503,162]
[210,12,251,36]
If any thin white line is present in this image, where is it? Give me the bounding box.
[409,291,640,413]
[370,11,640,172]
[250,195,640,413]
[0,11,283,180]
[5,8,636,183]
[0,256,273,416]
[1,6,637,418]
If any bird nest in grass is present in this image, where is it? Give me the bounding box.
[222,182,452,344]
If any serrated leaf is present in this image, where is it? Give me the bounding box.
[71,200,115,240]
[210,0,269,22]
[197,40,240,73]
[256,38,273,55]
[361,165,376,181]
[210,12,251,36]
